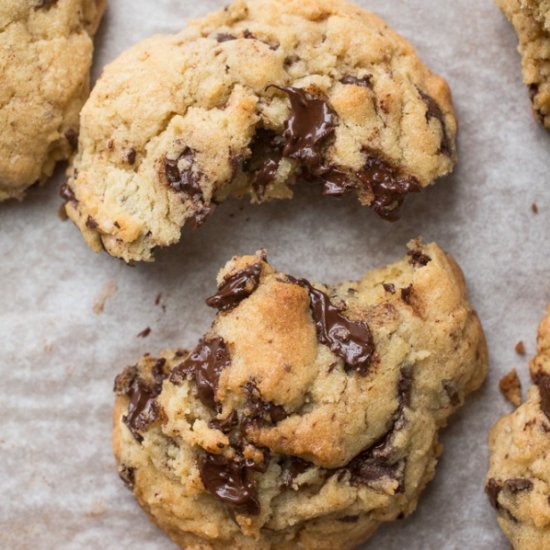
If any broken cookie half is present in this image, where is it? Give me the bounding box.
[113,242,487,550]
[486,307,550,549]
[65,0,457,262]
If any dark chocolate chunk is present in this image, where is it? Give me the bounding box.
[118,464,136,489]
[287,276,375,375]
[216,33,237,43]
[164,148,203,198]
[206,263,262,311]
[349,459,399,484]
[271,86,338,173]
[401,285,412,305]
[209,410,239,434]
[358,154,421,222]
[505,478,533,493]
[198,452,260,515]
[340,75,373,89]
[126,148,137,165]
[244,129,284,200]
[536,373,550,420]
[85,216,98,230]
[442,380,461,406]
[169,337,230,410]
[397,365,413,410]
[486,478,502,509]
[64,128,78,150]
[383,283,396,294]
[188,205,212,229]
[244,380,288,426]
[418,90,453,156]
[281,457,311,487]
[59,183,77,203]
[407,249,432,267]
[120,359,167,443]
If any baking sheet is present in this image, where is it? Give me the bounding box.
[1,0,549,548]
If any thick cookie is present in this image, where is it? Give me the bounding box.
[0,0,105,201]
[113,242,487,549]
[497,0,550,127]
[486,308,550,549]
[65,0,457,262]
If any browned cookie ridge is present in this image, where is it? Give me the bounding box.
[113,242,487,549]
[65,0,457,262]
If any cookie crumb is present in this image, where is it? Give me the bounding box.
[499,369,522,407]
[58,204,68,221]
[92,281,118,314]
[515,341,526,355]
[137,327,152,338]
[531,202,538,214]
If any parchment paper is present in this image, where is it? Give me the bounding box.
[1,0,549,548]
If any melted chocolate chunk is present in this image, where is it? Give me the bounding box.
[164,149,203,197]
[401,285,412,305]
[64,128,78,150]
[198,452,260,515]
[169,337,230,410]
[383,283,396,294]
[418,90,453,156]
[209,411,239,434]
[349,459,399,484]
[286,276,375,375]
[281,457,311,487]
[340,75,373,89]
[206,264,262,311]
[535,373,550,420]
[486,478,502,509]
[216,33,236,43]
[358,155,421,222]
[245,129,284,200]
[408,249,432,267]
[320,167,354,197]
[119,359,167,443]
[85,216,98,230]
[59,183,77,203]
[505,478,533,493]
[244,381,287,426]
[272,86,338,172]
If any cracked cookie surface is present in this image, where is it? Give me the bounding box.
[66,0,457,262]
[112,242,487,550]
[497,0,550,127]
[486,308,550,549]
[0,0,105,201]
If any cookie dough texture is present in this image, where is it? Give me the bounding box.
[486,308,550,549]
[0,0,105,201]
[497,0,550,127]
[113,242,487,550]
[66,0,457,262]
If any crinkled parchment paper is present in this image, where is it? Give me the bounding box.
[1,0,549,548]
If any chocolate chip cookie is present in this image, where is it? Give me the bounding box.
[0,0,105,201]
[65,0,457,262]
[486,308,550,549]
[112,242,487,549]
[497,0,550,127]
